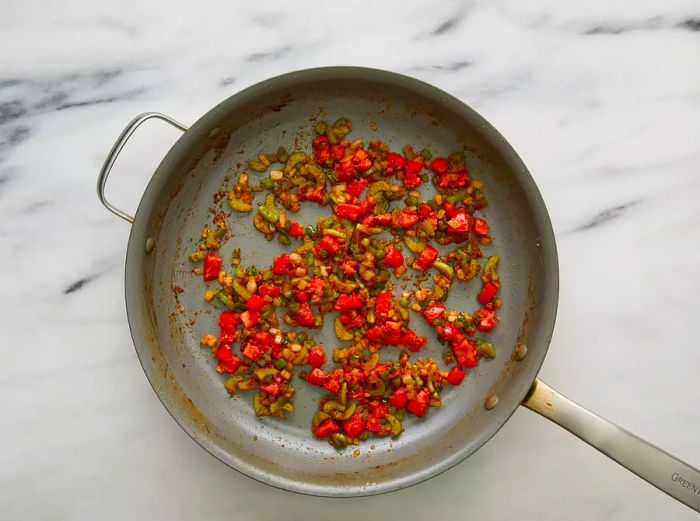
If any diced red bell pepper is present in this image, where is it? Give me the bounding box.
[403,160,423,188]
[259,381,281,397]
[215,345,241,373]
[365,415,381,433]
[219,330,236,344]
[312,135,329,150]
[401,328,427,352]
[219,357,241,374]
[442,201,460,218]
[405,159,422,177]
[347,388,365,402]
[219,313,239,344]
[334,292,364,312]
[306,368,327,386]
[472,218,488,237]
[383,245,404,268]
[314,149,330,164]
[307,345,326,368]
[312,135,331,163]
[330,144,345,160]
[362,213,392,227]
[242,340,266,362]
[203,253,222,281]
[382,321,402,345]
[351,148,372,172]
[476,308,496,332]
[477,281,498,305]
[403,172,422,188]
[271,254,292,275]
[437,171,469,190]
[246,294,266,312]
[314,418,341,438]
[374,363,388,376]
[365,325,382,342]
[406,390,430,417]
[359,214,374,226]
[374,292,392,321]
[219,312,240,332]
[398,208,419,228]
[453,339,478,367]
[343,413,365,438]
[253,329,272,346]
[295,302,317,328]
[446,366,465,385]
[306,276,325,297]
[324,378,341,393]
[389,387,409,409]
[338,312,353,325]
[415,245,439,271]
[315,235,342,256]
[357,199,375,215]
[423,303,446,324]
[389,212,402,225]
[334,203,363,222]
[417,203,439,230]
[252,329,272,344]
[400,328,417,346]
[440,322,460,342]
[258,283,281,297]
[339,256,357,275]
[336,149,372,180]
[386,152,407,171]
[447,209,470,233]
[240,310,260,328]
[371,402,388,419]
[270,342,281,360]
[313,135,329,150]
[429,157,449,174]
[345,178,368,198]
[335,158,354,181]
[410,335,427,352]
[299,186,325,203]
[288,222,304,237]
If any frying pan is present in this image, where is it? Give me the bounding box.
[97,67,700,510]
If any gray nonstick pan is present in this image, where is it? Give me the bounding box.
[97,67,700,511]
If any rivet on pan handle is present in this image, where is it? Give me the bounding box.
[523,379,700,513]
[97,112,188,224]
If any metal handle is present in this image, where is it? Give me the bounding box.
[97,112,188,224]
[522,379,700,512]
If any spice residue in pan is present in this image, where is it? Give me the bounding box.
[187,117,502,448]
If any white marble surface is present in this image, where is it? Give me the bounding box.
[2,0,700,519]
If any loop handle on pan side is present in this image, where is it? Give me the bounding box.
[97,112,188,224]
[523,379,700,512]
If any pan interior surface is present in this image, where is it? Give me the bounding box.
[125,68,558,496]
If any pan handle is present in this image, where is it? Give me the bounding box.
[522,379,700,512]
[97,112,188,224]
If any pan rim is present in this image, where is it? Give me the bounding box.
[123,65,559,497]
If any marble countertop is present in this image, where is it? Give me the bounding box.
[2,0,699,519]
